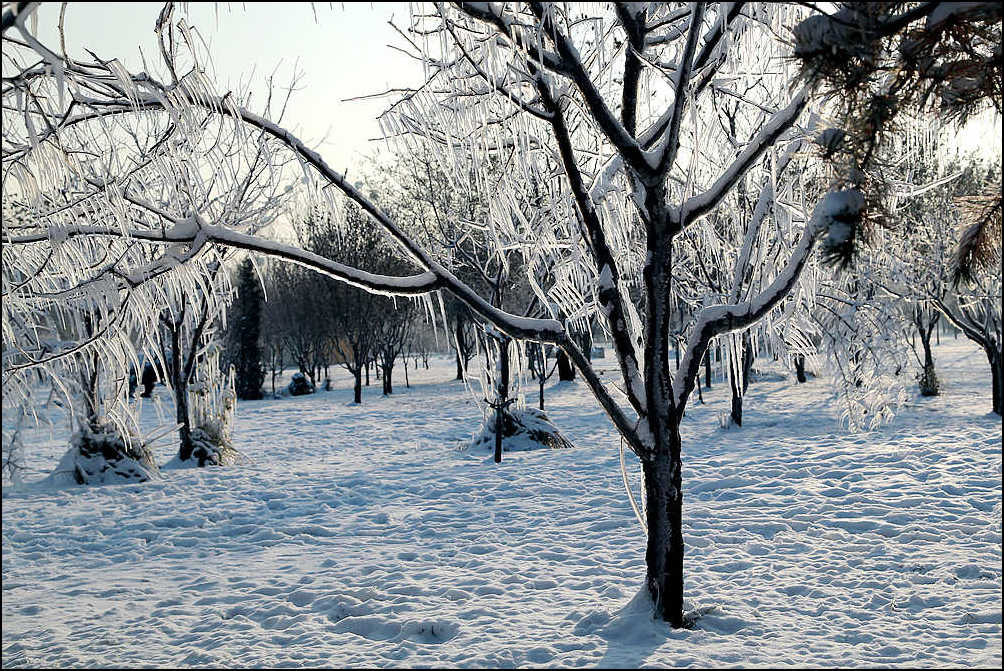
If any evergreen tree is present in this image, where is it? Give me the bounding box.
[232,258,265,400]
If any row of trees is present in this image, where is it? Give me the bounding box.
[257,206,422,402]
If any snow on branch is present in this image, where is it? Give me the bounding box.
[680,87,809,227]
[671,189,845,417]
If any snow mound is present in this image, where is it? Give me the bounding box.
[287,372,315,396]
[163,427,240,469]
[469,406,574,452]
[45,425,159,486]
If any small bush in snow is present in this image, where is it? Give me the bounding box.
[471,407,574,453]
[288,372,315,396]
[61,424,159,485]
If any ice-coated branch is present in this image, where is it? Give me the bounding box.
[680,87,808,227]
[439,16,553,122]
[4,217,443,295]
[651,3,706,176]
[521,2,651,172]
[453,2,568,74]
[1,2,36,35]
[672,199,827,418]
[726,137,806,303]
[535,69,648,415]
[614,3,646,137]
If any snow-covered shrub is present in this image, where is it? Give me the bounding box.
[288,372,315,396]
[57,424,159,485]
[470,407,574,453]
[184,348,239,467]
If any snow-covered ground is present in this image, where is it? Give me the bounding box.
[2,339,1001,667]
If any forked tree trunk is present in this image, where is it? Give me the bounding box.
[923,340,935,369]
[382,359,394,395]
[642,426,684,628]
[920,327,937,395]
[917,312,940,396]
[353,368,362,404]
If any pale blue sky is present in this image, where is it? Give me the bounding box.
[26,2,1001,169]
[32,2,426,171]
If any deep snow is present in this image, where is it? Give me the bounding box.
[2,339,1001,667]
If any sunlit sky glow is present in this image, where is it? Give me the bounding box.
[26,2,1003,171]
[31,2,427,172]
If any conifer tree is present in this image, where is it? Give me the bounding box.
[232,258,265,401]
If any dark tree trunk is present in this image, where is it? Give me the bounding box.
[728,336,753,426]
[922,338,935,369]
[730,385,743,427]
[638,229,684,627]
[703,348,712,389]
[577,329,593,362]
[382,361,393,395]
[741,334,753,395]
[404,357,410,388]
[171,326,193,462]
[988,346,1003,416]
[454,315,468,381]
[353,368,362,404]
[494,338,511,464]
[365,360,370,386]
[271,361,277,398]
[557,349,575,381]
[920,329,937,395]
[794,353,807,383]
[729,360,743,428]
[917,312,940,396]
[642,427,684,629]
